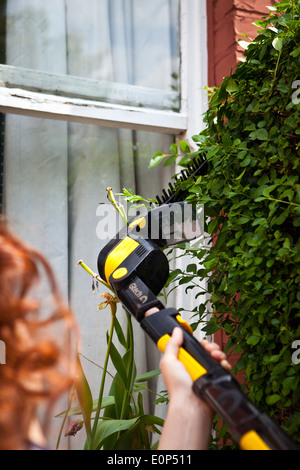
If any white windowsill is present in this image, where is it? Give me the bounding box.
[0,85,187,134]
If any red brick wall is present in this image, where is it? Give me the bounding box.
[206,0,277,380]
[207,0,276,87]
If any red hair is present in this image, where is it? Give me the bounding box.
[0,221,76,449]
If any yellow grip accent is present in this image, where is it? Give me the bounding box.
[240,430,270,450]
[105,237,139,283]
[176,315,194,335]
[157,334,207,381]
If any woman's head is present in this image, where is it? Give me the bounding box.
[0,221,76,449]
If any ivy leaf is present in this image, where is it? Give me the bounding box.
[226,77,239,93]
[164,155,178,167]
[257,128,269,140]
[239,39,251,49]
[291,45,300,57]
[150,1,300,446]
[169,143,178,155]
[179,141,191,153]
[272,37,283,52]
[266,394,281,405]
[148,152,165,169]
[240,155,252,167]
[247,335,261,346]
[237,216,251,225]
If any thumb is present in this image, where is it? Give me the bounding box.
[164,327,184,356]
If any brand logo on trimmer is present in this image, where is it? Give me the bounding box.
[129,283,148,304]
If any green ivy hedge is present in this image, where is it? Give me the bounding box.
[162,0,300,446]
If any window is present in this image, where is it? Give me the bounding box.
[0,0,208,449]
[0,0,183,125]
[0,0,208,135]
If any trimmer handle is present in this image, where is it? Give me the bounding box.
[99,235,298,451]
[141,307,299,451]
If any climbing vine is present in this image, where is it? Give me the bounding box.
[151,0,300,445]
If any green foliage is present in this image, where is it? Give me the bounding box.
[58,1,300,449]
[154,0,300,446]
[57,303,164,450]
[56,197,165,450]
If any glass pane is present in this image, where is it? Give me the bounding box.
[2,113,173,292]
[0,112,174,448]
[0,0,180,109]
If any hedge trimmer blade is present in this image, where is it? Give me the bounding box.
[156,154,208,205]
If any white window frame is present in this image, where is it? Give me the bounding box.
[0,0,208,139]
[0,0,209,333]
[175,0,209,330]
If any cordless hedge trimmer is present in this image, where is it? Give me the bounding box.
[96,155,298,450]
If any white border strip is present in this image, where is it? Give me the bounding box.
[0,86,187,135]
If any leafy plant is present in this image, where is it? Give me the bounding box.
[56,189,165,450]
[150,0,300,447]
[56,1,300,450]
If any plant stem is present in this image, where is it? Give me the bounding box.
[273,50,282,81]
[56,384,76,450]
[126,313,135,389]
[116,313,135,442]
[121,314,135,419]
[266,196,300,208]
[106,187,128,226]
[78,260,112,290]
[89,302,117,449]
[80,353,138,416]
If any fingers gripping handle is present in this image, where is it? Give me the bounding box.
[157,333,208,381]
[140,308,299,451]
[140,308,229,382]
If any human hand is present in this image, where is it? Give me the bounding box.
[157,327,232,450]
[159,327,231,410]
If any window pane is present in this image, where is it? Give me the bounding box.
[1,112,174,448]
[2,113,173,295]
[0,0,180,109]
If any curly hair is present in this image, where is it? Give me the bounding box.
[0,221,76,449]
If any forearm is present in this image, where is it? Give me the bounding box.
[158,394,213,451]
[151,323,229,451]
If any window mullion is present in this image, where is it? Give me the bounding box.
[179,0,208,142]
[174,0,209,340]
